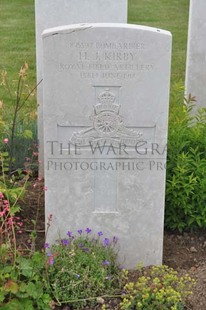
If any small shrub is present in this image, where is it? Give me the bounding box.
[120,265,195,310]
[166,88,206,231]
[47,229,124,309]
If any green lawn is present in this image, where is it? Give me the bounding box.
[0,0,189,91]
[128,0,189,84]
[0,0,35,80]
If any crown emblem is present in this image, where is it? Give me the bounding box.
[98,88,116,104]
[95,88,120,114]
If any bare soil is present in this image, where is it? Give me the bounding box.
[17,182,206,309]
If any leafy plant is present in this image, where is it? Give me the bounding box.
[0,178,53,309]
[0,151,52,309]
[120,265,195,310]
[0,153,27,264]
[46,229,124,309]
[165,87,206,231]
[0,250,52,309]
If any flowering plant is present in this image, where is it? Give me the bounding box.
[0,65,52,309]
[120,265,195,310]
[46,229,124,308]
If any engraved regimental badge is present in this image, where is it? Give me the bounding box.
[70,88,142,147]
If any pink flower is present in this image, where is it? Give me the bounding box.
[37,176,42,182]
[43,186,48,191]
[33,152,38,157]
[0,192,4,199]
[3,138,8,144]
[0,211,5,217]
[7,218,13,226]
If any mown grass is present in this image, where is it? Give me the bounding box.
[128,0,189,84]
[0,0,35,77]
[0,0,35,102]
[0,0,189,89]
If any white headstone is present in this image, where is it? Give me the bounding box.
[42,23,172,268]
[185,0,206,110]
[35,0,128,173]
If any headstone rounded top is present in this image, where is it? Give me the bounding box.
[42,23,171,38]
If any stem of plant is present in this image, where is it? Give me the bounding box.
[54,294,124,306]
[8,75,23,176]
[1,156,17,266]
[31,190,43,251]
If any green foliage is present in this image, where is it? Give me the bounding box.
[0,151,27,204]
[120,265,195,310]
[0,251,52,309]
[47,230,124,309]
[166,89,206,231]
[0,143,51,309]
[0,151,28,252]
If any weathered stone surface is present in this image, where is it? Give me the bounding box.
[185,0,206,110]
[42,23,172,268]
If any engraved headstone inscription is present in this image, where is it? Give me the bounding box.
[185,0,206,111]
[42,24,172,268]
[35,0,128,173]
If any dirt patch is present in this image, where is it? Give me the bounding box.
[17,182,206,309]
[163,232,206,310]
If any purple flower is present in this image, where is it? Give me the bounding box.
[76,274,80,278]
[77,229,83,235]
[84,247,90,252]
[79,243,83,248]
[44,242,50,248]
[85,227,92,234]
[67,231,73,237]
[102,260,110,266]
[46,252,52,257]
[98,231,103,237]
[103,238,110,247]
[119,265,125,270]
[61,239,70,246]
